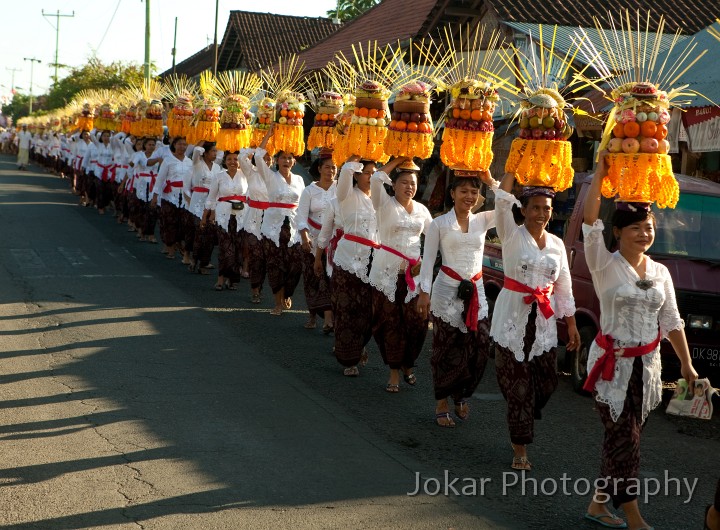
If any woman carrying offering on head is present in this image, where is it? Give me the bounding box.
[417,170,497,426]
[370,158,432,393]
[491,172,580,471]
[582,152,697,530]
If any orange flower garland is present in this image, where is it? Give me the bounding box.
[76,116,94,131]
[440,129,493,171]
[505,138,574,191]
[602,153,678,208]
[385,129,433,159]
[216,128,252,152]
[266,123,305,157]
[307,126,338,151]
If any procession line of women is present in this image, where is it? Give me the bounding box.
[30,126,704,530]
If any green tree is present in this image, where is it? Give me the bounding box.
[44,57,148,110]
[327,0,380,22]
[1,93,47,121]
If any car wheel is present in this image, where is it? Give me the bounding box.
[571,325,595,395]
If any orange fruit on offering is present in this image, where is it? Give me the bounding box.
[288,110,297,119]
[407,122,419,132]
[452,108,460,119]
[613,123,626,138]
[377,109,385,119]
[368,108,379,119]
[395,120,407,131]
[654,124,668,140]
[280,109,288,117]
[358,107,369,117]
[459,109,471,120]
[623,121,640,138]
[640,121,657,138]
[470,109,482,121]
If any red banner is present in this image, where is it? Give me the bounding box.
[682,106,720,128]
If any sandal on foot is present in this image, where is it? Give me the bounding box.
[343,366,359,377]
[359,349,369,367]
[511,456,532,471]
[198,267,211,275]
[270,307,283,316]
[403,373,417,386]
[385,383,400,393]
[227,283,238,291]
[304,317,317,329]
[284,298,292,309]
[435,412,455,428]
[250,293,261,304]
[583,513,628,529]
[214,284,224,291]
[240,270,250,278]
[454,400,470,421]
[322,323,334,334]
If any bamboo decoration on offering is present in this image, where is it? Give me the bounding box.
[573,10,711,207]
[427,25,505,171]
[489,25,589,191]
[212,70,262,152]
[384,39,452,160]
[305,71,344,151]
[165,75,197,139]
[323,59,359,165]
[261,55,307,157]
[188,71,221,144]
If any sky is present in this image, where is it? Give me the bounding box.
[0,0,337,103]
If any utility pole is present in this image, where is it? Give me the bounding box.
[172,17,178,75]
[5,67,21,93]
[23,58,41,114]
[42,9,75,87]
[213,0,219,76]
[144,0,151,83]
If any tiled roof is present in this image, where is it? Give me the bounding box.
[218,11,342,73]
[489,0,719,34]
[296,0,441,72]
[159,46,214,79]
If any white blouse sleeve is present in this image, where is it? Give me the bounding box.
[192,146,205,165]
[658,265,684,337]
[205,174,220,210]
[493,187,521,243]
[253,148,278,196]
[337,162,362,202]
[238,149,255,177]
[370,171,392,210]
[582,219,614,273]
[296,187,312,231]
[553,241,577,318]
[317,201,336,250]
[418,219,440,294]
[153,159,170,196]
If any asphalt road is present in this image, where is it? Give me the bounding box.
[0,154,718,530]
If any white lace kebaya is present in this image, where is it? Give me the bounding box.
[489,188,576,362]
[297,181,337,254]
[238,148,269,239]
[316,197,343,277]
[205,168,248,233]
[186,146,222,219]
[369,171,432,303]
[333,161,377,282]
[419,207,496,332]
[583,219,684,423]
[254,148,305,247]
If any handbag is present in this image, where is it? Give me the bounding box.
[666,378,717,420]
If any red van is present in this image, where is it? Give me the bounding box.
[482,173,720,392]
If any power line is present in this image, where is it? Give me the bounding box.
[97,0,123,53]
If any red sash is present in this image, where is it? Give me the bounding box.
[246,198,296,210]
[503,277,555,319]
[163,180,184,194]
[440,266,484,331]
[307,217,322,230]
[218,195,246,202]
[192,187,210,193]
[583,331,662,392]
[327,229,344,268]
[343,234,420,291]
[98,163,113,182]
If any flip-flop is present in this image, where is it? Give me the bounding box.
[435,412,455,428]
[385,383,400,393]
[403,373,417,386]
[583,513,628,528]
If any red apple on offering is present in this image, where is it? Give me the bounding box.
[640,137,659,153]
[657,139,670,154]
[554,120,564,130]
[410,112,421,123]
[532,128,544,139]
[608,138,623,153]
[400,113,410,123]
[544,129,556,140]
[456,119,467,129]
[622,138,640,154]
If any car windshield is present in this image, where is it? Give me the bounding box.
[652,193,720,261]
